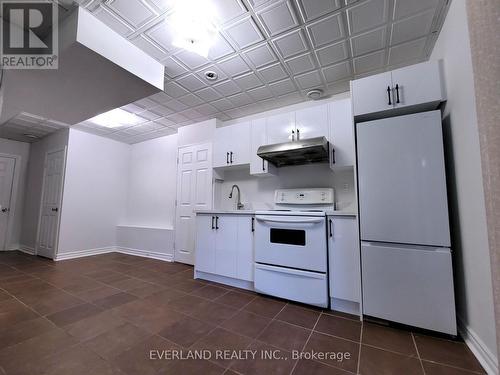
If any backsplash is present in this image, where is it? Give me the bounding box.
[214,164,356,212]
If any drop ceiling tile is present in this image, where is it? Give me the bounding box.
[297,0,342,21]
[353,49,386,74]
[131,36,167,61]
[179,109,203,120]
[135,98,158,109]
[215,112,231,121]
[213,80,241,96]
[150,105,173,117]
[350,27,386,56]
[166,113,188,123]
[227,92,254,106]
[388,37,426,65]
[146,0,175,12]
[214,0,248,24]
[307,12,344,48]
[224,16,265,49]
[136,111,159,121]
[257,0,299,36]
[268,78,296,96]
[207,34,235,60]
[258,62,289,83]
[211,98,234,111]
[247,0,276,9]
[347,0,389,35]
[390,10,435,45]
[195,65,228,84]
[148,92,171,104]
[273,29,309,59]
[393,0,439,19]
[195,87,223,101]
[294,70,323,89]
[94,8,133,36]
[144,19,176,52]
[247,86,273,101]
[234,72,263,90]
[315,40,348,66]
[285,53,316,75]
[193,103,220,116]
[163,57,189,78]
[164,81,189,98]
[176,74,207,91]
[106,0,156,28]
[154,117,175,126]
[173,50,210,70]
[327,80,351,94]
[243,43,277,68]
[164,99,190,112]
[122,103,145,114]
[177,94,204,107]
[322,60,352,83]
[217,55,251,77]
[153,127,177,136]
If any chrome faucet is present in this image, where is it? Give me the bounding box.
[229,185,244,210]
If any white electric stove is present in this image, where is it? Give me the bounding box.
[254,188,334,308]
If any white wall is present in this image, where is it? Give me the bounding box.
[57,129,129,254]
[431,0,498,370]
[20,129,69,250]
[215,165,356,212]
[125,134,178,229]
[0,138,30,250]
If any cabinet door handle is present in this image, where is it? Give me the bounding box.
[230,151,233,164]
[296,128,300,140]
[387,86,392,105]
[215,216,219,230]
[329,219,333,237]
[226,152,229,164]
[262,158,265,171]
[211,216,215,230]
[291,129,295,141]
[251,217,255,232]
[395,84,400,103]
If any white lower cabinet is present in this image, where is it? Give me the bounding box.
[195,214,254,282]
[328,215,361,309]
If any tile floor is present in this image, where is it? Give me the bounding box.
[0,251,485,375]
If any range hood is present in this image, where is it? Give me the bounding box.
[257,136,332,167]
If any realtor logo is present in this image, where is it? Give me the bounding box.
[1,0,58,69]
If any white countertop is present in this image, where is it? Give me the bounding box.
[195,209,357,216]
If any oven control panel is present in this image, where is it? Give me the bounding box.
[274,188,334,204]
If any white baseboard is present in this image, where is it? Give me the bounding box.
[54,247,116,261]
[19,245,35,255]
[53,246,174,263]
[457,317,499,375]
[115,247,173,262]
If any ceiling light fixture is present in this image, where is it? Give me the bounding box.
[306,89,323,100]
[88,108,143,128]
[204,70,218,81]
[170,0,218,58]
[23,133,39,139]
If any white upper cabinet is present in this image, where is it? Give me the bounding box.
[295,104,329,141]
[391,61,444,110]
[266,112,295,144]
[213,122,251,168]
[250,118,277,177]
[329,98,355,168]
[352,61,445,118]
[352,72,393,117]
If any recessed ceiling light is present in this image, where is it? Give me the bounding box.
[88,108,143,128]
[204,70,218,81]
[170,0,218,58]
[306,89,323,100]
[23,133,39,139]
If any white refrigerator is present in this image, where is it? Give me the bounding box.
[357,110,457,335]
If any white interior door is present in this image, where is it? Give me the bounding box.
[0,156,15,250]
[37,149,66,259]
[175,143,213,265]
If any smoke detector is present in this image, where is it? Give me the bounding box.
[306,89,323,100]
[204,70,218,81]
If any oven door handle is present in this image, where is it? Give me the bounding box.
[255,216,324,224]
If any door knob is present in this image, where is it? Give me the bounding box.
[1,207,9,213]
